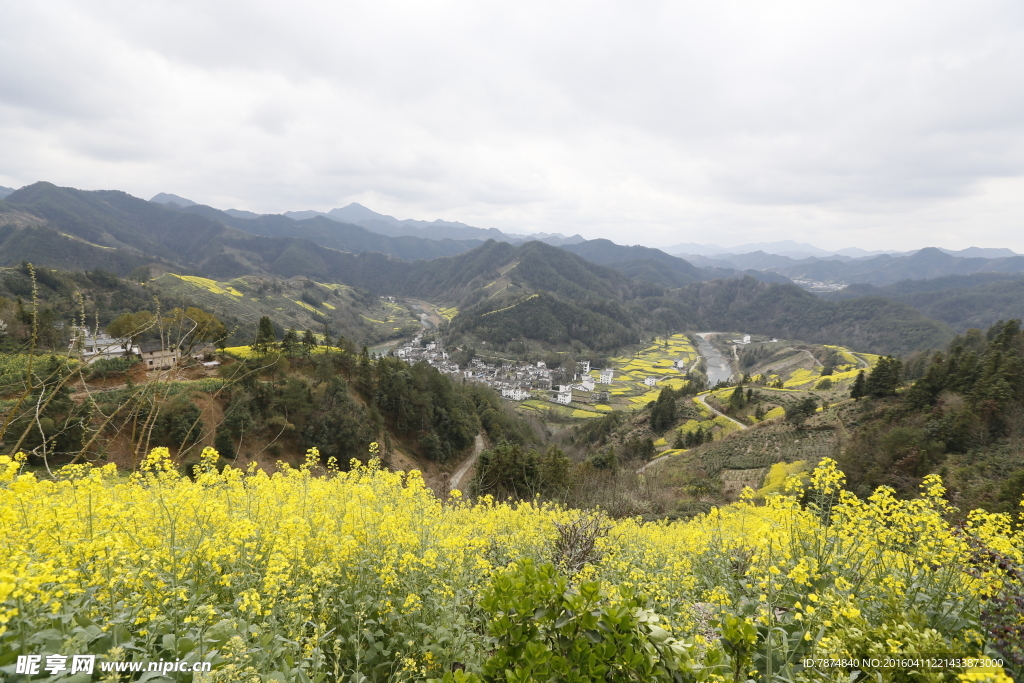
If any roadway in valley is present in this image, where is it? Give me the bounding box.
[639,334,747,473]
[448,434,485,491]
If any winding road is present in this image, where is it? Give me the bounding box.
[638,343,749,474]
[694,392,748,430]
[448,434,485,491]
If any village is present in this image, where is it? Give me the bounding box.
[389,332,707,410]
[391,333,629,405]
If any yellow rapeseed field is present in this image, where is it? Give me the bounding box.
[1,450,1021,681]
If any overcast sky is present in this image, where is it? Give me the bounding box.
[2,1,1023,251]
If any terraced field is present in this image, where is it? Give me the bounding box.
[517,398,606,420]
[150,273,421,344]
[599,334,699,407]
[648,408,844,502]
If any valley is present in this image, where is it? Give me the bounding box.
[3,183,1024,681]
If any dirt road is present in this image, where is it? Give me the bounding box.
[449,434,485,491]
[638,393,749,474]
[694,392,748,430]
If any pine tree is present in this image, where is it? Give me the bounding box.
[302,329,316,356]
[253,316,276,355]
[281,329,298,356]
[850,370,866,401]
[650,387,676,431]
[728,384,745,413]
[865,356,903,397]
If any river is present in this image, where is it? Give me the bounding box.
[694,332,734,386]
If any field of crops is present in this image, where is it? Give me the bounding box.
[150,274,421,344]
[599,334,698,407]
[2,452,1019,681]
[0,354,82,398]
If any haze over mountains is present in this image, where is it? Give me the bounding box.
[151,193,585,246]
[3,181,1024,354]
[148,191,1019,276]
[667,240,1018,261]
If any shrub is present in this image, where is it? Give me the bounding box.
[433,560,713,683]
[86,356,137,380]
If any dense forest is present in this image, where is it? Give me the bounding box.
[838,319,1024,513]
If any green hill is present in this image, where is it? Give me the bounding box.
[0,183,484,280]
[824,274,1024,332]
[182,204,482,261]
[665,277,954,355]
[771,246,1024,285]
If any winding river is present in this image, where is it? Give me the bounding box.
[694,332,734,386]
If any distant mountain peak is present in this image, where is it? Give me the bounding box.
[329,203,399,225]
[151,192,197,208]
[911,247,953,259]
[0,185,15,200]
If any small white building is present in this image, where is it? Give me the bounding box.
[578,360,591,374]
[580,377,595,391]
[69,327,136,364]
[600,369,614,384]
[555,389,572,405]
[536,361,546,369]
[502,387,528,401]
[644,376,658,387]
[743,334,751,344]
[674,358,687,369]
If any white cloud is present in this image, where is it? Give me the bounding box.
[1,0,1022,251]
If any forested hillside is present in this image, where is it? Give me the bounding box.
[183,203,482,261]
[664,277,954,355]
[769,246,1024,284]
[838,319,1024,512]
[825,273,1024,332]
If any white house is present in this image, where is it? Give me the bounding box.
[555,388,572,405]
[674,359,687,369]
[580,377,595,391]
[536,361,546,369]
[502,387,528,401]
[644,376,658,387]
[743,334,751,344]
[69,327,136,364]
[578,360,591,374]
[599,369,614,384]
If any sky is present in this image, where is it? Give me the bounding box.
[1,1,1023,252]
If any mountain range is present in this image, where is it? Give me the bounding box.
[667,240,1017,261]
[151,193,585,246]
[5,181,1024,356]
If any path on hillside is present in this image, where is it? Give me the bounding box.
[449,434,485,491]
[639,391,751,475]
[695,391,749,430]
